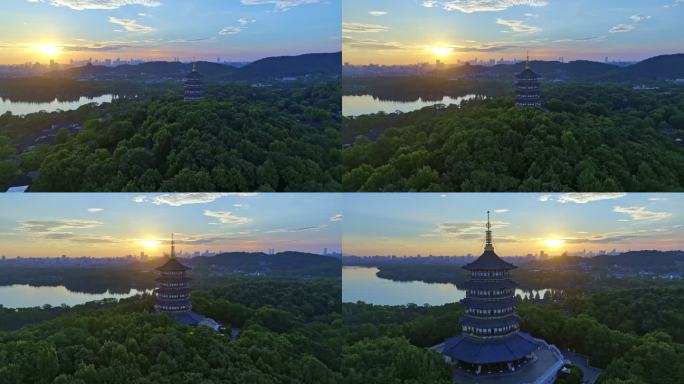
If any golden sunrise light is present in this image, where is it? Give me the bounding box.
[139,239,161,250]
[35,43,62,58]
[543,238,566,249]
[430,46,453,58]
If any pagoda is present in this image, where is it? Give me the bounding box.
[184,62,204,100]
[515,53,541,108]
[433,212,565,382]
[154,234,220,330]
[155,233,192,313]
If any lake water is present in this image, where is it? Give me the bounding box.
[0,94,115,116]
[342,266,552,306]
[0,284,150,308]
[342,94,480,116]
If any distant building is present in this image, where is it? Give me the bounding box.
[155,234,219,331]
[184,63,204,100]
[432,212,564,383]
[515,53,542,108]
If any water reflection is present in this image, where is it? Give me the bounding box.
[342,267,552,306]
[0,284,151,308]
[342,94,481,116]
[0,94,115,116]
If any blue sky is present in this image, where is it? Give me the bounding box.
[0,193,342,257]
[342,193,684,256]
[0,0,341,64]
[343,0,684,64]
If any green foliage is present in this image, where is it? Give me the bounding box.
[343,83,684,191]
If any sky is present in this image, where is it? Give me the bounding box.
[0,193,342,258]
[0,0,341,65]
[342,193,684,257]
[343,0,684,65]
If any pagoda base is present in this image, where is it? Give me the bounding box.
[432,333,565,384]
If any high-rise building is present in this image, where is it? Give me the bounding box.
[432,212,564,381]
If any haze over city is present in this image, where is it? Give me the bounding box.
[0,193,342,257]
[343,0,684,65]
[342,193,684,257]
[0,0,341,65]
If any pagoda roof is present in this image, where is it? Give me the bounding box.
[155,276,191,284]
[156,257,191,272]
[461,297,517,309]
[167,311,216,327]
[460,314,520,328]
[155,299,191,307]
[442,332,540,364]
[515,68,540,79]
[460,279,517,290]
[463,250,517,271]
[186,70,203,79]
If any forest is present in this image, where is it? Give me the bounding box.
[0,277,342,384]
[0,79,341,192]
[342,83,684,191]
[341,283,684,384]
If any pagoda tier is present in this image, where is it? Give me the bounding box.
[442,212,537,367]
[154,234,192,314]
[184,63,204,100]
[514,55,541,108]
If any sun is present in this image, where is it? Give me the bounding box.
[430,46,453,58]
[139,239,161,250]
[543,238,566,249]
[36,44,62,58]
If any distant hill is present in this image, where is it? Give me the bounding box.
[58,52,341,81]
[436,54,683,82]
[240,52,342,79]
[188,251,341,278]
[529,250,684,270]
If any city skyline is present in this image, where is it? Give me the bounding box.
[0,193,342,257]
[343,0,684,65]
[0,0,341,65]
[342,193,684,257]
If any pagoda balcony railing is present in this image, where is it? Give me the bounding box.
[158,283,190,288]
[463,326,520,339]
[465,309,515,318]
[157,294,190,300]
[466,289,514,298]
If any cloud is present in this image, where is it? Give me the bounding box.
[422,0,547,13]
[265,224,327,233]
[494,209,509,213]
[19,219,103,233]
[29,0,161,10]
[219,26,242,35]
[238,18,256,25]
[61,43,131,52]
[240,0,321,11]
[330,213,343,222]
[629,14,651,22]
[496,18,541,33]
[553,36,606,43]
[424,220,509,239]
[109,17,155,33]
[613,206,672,221]
[204,210,252,225]
[233,203,248,208]
[87,208,104,213]
[151,193,228,206]
[609,24,635,33]
[524,12,538,17]
[538,193,626,204]
[343,22,389,33]
[343,36,404,50]
[369,10,387,16]
[648,197,669,201]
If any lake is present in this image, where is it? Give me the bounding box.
[0,94,115,116]
[342,94,480,116]
[342,266,552,306]
[0,284,150,308]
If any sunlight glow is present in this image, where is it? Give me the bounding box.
[139,239,161,250]
[430,46,453,58]
[543,238,566,249]
[35,44,62,58]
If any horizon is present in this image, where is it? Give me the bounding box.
[0,193,342,258]
[343,0,684,65]
[0,0,341,65]
[342,193,684,257]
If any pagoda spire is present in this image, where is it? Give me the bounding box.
[484,211,494,252]
[170,233,176,259]
[525,50,530,69]
[192,62,197,72]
